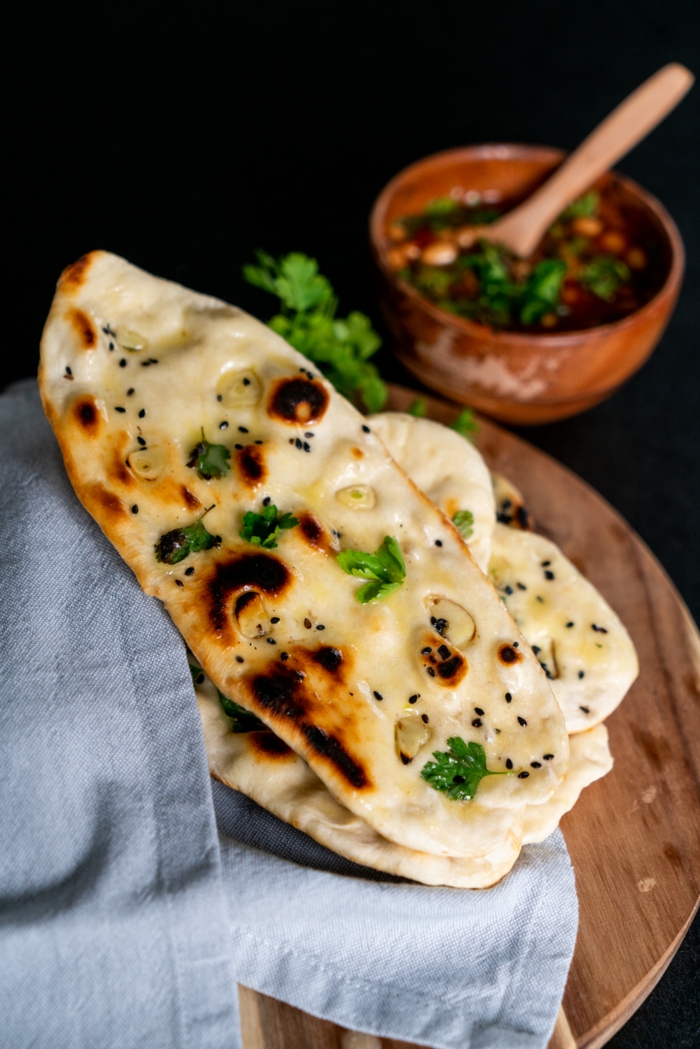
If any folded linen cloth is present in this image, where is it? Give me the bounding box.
[0,379,578,1049]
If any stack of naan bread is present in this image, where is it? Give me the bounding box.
[39,251,638,888]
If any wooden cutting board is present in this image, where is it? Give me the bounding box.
[238,384,700,1049]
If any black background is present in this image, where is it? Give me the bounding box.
[6,1,699,1044]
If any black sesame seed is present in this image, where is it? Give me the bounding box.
[175,579,184,587]
[131,505,138,514]
[474,707,484,716]
[255,440,263,445]
[373,691,383,700]
[289,438,295,445]
[505,692,512,703]
[580,705,590,713]
[217,394,222,401]
[518,771,529,779]
[532,645,541,655]
[437,644,451,661]
[427,666,436,677]
[267,638,276,645]
[316,624,325,631]
[305,432,314,438]
[472,718,482,727]
[517,716,527,726]
[119,358,127,367]
[295,438,303,449]
[235,444,243,450]
[242,377,251,386]
[115,406,126,413]
[566,621,574,628]
[270,617,280,624]
[362,424,370,433]
[139,409,146,418]
[281,652,289,661]
[219,421,228,429]
[304,618,312,629]
[435,539,443,547]
[236,656,244,663]
[421,714,429,724]
[505,759,513,769]
[148,359,158,364]
[127,388,135,396]
[517,582,527,590]
[238,426,248,433]
[409,694,419,704]
[513,641,519,647]
[543,754,554,760]
[541,561,551,567]
[263,497,271,506]
[141,360,151,367]
[109,342,114,350]
[536,595,544,603]
[185,567,194,576]
[531,761,542,768]
[422,647,432,655]
[303,442,311,452]
[137,436,146,446]
[544,570,555,580]
[578,670,585,679]
[65,366,72,376]
[505,585,513,595]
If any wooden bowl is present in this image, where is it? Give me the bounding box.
[369,144,684,425]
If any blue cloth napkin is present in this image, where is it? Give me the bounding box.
[0,379,578,1049]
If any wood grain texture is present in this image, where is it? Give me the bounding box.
[238,385,700,1049]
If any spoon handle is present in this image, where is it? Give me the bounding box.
[494,63,694,258]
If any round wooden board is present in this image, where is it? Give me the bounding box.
[238,384,700,1049]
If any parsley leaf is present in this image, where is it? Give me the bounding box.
[243,251,387,413]
[217,690,266,732]
[239,503,299,549]
[337,536,406,603]
[408,397,427,417]
[560,190,600,221]
[580,255,631,302]
[519,259,567,325]
[421,737,511,801]
[187,430,231,480]
[452,509,474,539]
[451,407,479,442]
[155,509,220,564]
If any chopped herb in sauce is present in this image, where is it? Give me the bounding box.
[452,509,474,540]
[421,737,512,801]
[217,691,265,732]
[450,407,479,441]
[155,510,220,565]
[187,430,231,480]
[337,535,406,604]
[407,397,427,417]
[239,503,299,549]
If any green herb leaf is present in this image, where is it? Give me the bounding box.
[421,737,511,801]
[244,252,387,413]
[408,397,427,418]
[217,690,266,732]
[560,190,600,221]
[155,511,220,565]
[239,503,299,549]
[187,430,231,480]
[451,407,479,441]
[452,509,474,539]
[580,255,631,302]
[519,259,567,325]
[337,536,406,603]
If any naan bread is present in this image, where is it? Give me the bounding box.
[40,251,568,861]
[197,667,610,878]
[489,523,638,733]
[368,413,495,571]
[492,472,534,530]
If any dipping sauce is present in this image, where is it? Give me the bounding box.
[387,178,668,332]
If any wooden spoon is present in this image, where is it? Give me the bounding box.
[459,63,694,258]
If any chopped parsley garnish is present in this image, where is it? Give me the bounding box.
[155,509,220,565]
[421,737,511,801]
[217,690,265,732]
[452,509,474,539]
[243,251,387,413]
[560,190,600,221]
[239,503,299,549]
[337,535,406,603]
[187,430,231,480]
[580,255,631,302]
[450,407,479,441]
[408,396,427,417]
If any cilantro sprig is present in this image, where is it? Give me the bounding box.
[243,251,387,413]
[580,255,631,302]
[156,508,220,565]
[337,535,406,603]
[421,737,511,801]
[187,430,231,480]
[452,509,474,540]
[188,663,264,733]
[239,503,299,549]
[451,407,479,441]
[407,397,427,417]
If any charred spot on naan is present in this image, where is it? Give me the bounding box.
[247,731,294,761]
[418,632,468,686]
[82,483,127,521]
[498,643,523,666]
[297,511,333,553]
[181,485,202,510]
[66,308,97,350]
[107,442,135,489]
[58,253,96,293]
[71,395,103,437]
[207,553,292,635]
[235,444,267,488]
[268,376,329,426]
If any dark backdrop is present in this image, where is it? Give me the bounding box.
[6,1,699,1045]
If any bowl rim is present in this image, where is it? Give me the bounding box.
[369,142,685,346]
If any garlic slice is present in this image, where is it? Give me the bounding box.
[128,445,167,481]
[217,369,262,408]
[426,597,476,648]
[395,713,431,764]
[117,329,149,352]
[336,485,377,510]
[235,592,271,638]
